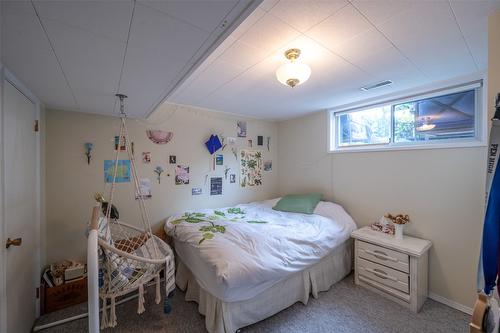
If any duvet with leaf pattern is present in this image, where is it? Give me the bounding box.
[164,198,357,302]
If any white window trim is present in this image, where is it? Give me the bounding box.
[328,80,487,153]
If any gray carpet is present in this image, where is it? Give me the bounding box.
[35,274,469,333]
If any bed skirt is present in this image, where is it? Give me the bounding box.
[176,239,353,333]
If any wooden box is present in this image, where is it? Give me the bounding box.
[42,278,88,314]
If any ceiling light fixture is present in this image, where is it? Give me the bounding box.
[416,117,436,132]
[276,48,311,88]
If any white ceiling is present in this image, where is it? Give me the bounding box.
[2,1,499,120]
[169,0,500,120]
[1,0,260,118]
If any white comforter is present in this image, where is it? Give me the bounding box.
[164,199,357,302]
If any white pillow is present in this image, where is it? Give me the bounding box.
[314,201,358,229]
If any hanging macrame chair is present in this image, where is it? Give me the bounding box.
[89,94,175,329]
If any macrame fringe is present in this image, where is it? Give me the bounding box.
[109,296,117,327]
[138,284,145,314]
[164,260,173,314]
[101,297,108,329]
[155,274,161,304]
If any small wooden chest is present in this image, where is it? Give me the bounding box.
[42,277,87,314]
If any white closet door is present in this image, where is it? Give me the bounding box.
[4,80,38,333]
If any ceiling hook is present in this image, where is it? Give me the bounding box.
[115,93,128,116]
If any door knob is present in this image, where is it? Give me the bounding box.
[5,237,22,249]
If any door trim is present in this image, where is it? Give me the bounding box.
[1,66,42,331]
[0,62,6,333]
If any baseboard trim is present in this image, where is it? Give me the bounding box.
[429,292,473,315]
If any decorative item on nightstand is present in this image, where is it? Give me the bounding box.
[385,213,410,240]
[351,226,431,313]
[370,215,395,235]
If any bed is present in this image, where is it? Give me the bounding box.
[164,198,357,333]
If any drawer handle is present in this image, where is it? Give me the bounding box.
[365,249,398,262]
[365,268,398,282]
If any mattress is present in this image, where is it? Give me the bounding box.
[165,198,357,302]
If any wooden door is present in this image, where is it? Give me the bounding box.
[3,80,38,333]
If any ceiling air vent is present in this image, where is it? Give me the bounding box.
[361,80,393,91]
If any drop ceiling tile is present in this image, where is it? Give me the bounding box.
[311,57,372,94]
[326,27,425,84]
[328,28,393,63]
[173,35,238,92]
[120,4,210,116]
[73,93,122,116]
[269,0,348,32]
[137,0,237,33]
[127,4,209,64]
[1,1,78,110]
[33,0,133,42]
[206,35,238,62]
[228,7,267,39]
[449,0,500,70]
[203,64,279,109]
[217,40,269,70]
[238,12,301,54]
[199,60,295,117]
[2,1,50,54]
[168,7,267,106]
[359,48,426,84]
[259,0,279,12]
[171,58,245,105]
[41,18,125,114]
[350,0,413,26]
[306,4,373,53]
[378,1,476,79]
[120,57,184,117]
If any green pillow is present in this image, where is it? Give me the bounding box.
[272,193,322,214]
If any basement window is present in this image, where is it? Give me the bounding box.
[329,81,485,152]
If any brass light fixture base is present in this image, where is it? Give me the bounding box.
[286,78,299,88]
[276,48,310,88]
[284,48,301,61]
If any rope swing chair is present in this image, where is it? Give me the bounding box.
[88,94,175,329]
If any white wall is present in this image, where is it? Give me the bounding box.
[489,11,500,121]
[277,110,485,309]
[45,103,278,264]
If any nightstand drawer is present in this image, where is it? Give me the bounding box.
[358,257,409,294]
[357,240,409,273]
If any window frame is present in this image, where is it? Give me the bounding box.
[328,81,486,153]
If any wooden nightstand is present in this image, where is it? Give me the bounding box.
[351,226,432,312]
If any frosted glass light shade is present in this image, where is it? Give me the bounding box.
[416,123,436,131]
[416,117,436,132]
[276,62,311,88]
